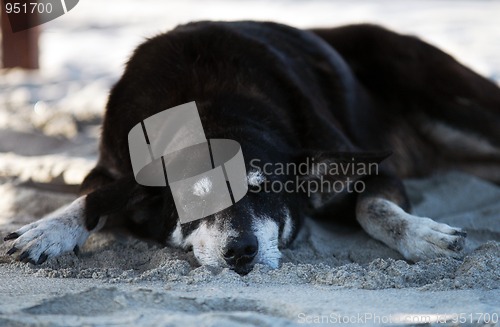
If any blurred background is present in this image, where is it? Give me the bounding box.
[0,0,499,187]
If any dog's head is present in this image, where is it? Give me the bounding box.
[165,139,302,274]
[141,101,388,274]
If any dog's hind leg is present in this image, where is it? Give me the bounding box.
[312,24,500,182]
[355,174,466,261]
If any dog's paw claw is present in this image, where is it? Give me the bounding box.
[447,236,465,252]
[453,230,467,237]
[19,251,30,263]
[36,253,48,265]
[4,232,19,241]
[73,245,80,256]
[6,247,18,255]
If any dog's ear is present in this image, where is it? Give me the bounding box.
[84,176,163,230]
[295,150,391,205]
[299,150,391,180]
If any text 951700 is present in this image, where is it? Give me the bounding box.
[5,2,53,14]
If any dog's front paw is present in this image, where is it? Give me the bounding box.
[3,198,89,264]
[398,216,467,262]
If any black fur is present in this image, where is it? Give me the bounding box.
[81,21,500,245]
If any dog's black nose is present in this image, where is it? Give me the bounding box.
[223,234,258,275]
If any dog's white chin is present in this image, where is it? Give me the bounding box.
[251,217,282,269]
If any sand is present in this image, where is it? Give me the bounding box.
[1,0,499,325]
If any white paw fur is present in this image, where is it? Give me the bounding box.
[357,198,466,262]
[5,197,90,264]
[398,215,466,261]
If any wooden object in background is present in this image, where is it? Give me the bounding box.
[1,5,39,69]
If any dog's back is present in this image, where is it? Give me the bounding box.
[94,21,363,178]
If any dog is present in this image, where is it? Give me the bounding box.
[4,21,500,274]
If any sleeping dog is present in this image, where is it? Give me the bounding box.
[4,22,500,274]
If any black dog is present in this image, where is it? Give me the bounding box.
[5,22,500,274]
